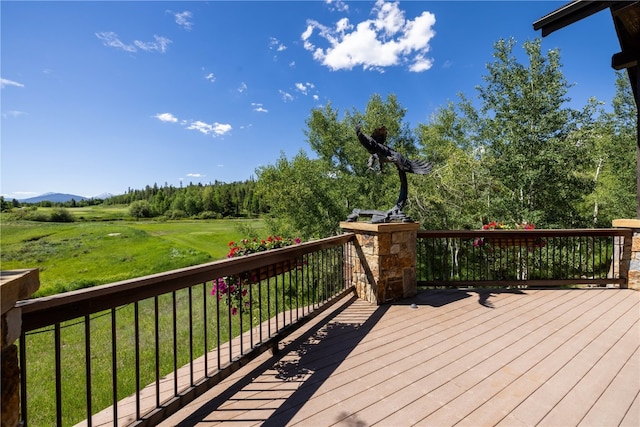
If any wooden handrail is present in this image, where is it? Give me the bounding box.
[18,233,355,332]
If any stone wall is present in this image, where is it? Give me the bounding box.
[613,219,640,290]
[340,221,418,304]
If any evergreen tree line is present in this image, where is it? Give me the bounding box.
[106,180,266,219]
[0,180,266,220]
[1,197,106,210]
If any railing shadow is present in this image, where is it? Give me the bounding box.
[395,287,528,309]
[174,294,389,426]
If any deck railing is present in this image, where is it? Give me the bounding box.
[16,234,355,427]
[417,229,631,288]
[12,227,635,426]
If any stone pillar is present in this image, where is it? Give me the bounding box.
[340,221,419,304]
[612,219,640,290]
[1,269,40,427]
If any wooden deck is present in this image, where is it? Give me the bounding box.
[159,288,640,427]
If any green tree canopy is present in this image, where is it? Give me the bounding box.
[255,38,636,237]
[257,94,430,238]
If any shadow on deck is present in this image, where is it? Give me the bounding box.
[160,288,640,427]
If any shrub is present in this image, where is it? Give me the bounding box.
[129,200,152,219]
[49,208,75,222]
[164,209,186,219]
[198,210,222,219]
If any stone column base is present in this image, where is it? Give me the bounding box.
[1,345,20,427]
[1,268,40,427]
[340,221,419,304]
[613,219,640,290]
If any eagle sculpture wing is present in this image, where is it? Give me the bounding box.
[356,124,432,175]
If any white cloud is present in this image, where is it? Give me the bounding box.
[302,0,436,72]
[279,90,294,102]
[187,173,204,178]
[186,121,232,137]
[205,73,215,83]
[172,11,193,30]
[0,78,24,89]
[326,0,349,12]
[409,54,433,72]
[95,32,137,52]
[251,102,268,113]
[96,32,171,53]
[155,112,231,138]
[155,112,178,123]
[269,37,287,52]
[2,110,27,118]
[1,191,38,200]
[135,35,172,53]
[295,82,315,95]
[237,82,248,93]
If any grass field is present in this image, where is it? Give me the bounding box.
[63,205,131,221]
[22,279,311,426]
[10,205,132,221]
[1,214,276,425]
[1,217,265,297]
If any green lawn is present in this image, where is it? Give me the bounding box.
[1,215,277,425]
[1,218,265,297]
[25,205,131,221]
[129,218,266,258]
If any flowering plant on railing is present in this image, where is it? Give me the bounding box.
[227,236,302,258]
[212,236,302,315]
[481,221,535,230]
[474,221,540,247]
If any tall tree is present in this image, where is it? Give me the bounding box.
[305,94,418,217]
[256,152,344,239]
[257,94,426,238]
[584,72,638,225]
[473,38,596,227]
[413,101,492,229]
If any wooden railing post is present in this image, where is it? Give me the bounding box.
[340,221,419,304]
[613,219,640,290]
[1,269,40,427]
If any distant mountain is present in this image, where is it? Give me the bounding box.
[19,192,88,203]
[91,192,115,200]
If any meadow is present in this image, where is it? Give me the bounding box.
[1,211,265,297]
[2,211,274,425]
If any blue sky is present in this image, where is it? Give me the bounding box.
[1,1,621,199]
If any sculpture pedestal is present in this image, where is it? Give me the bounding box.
[340,221,418,304]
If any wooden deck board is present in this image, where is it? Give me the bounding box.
[158,289,640,427]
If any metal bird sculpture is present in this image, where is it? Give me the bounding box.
[347,123,432,223]
[356,124,432,175]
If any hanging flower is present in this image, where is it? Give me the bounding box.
[482,221,536,230]
[213,236,302,314]
[476,221,545,248]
